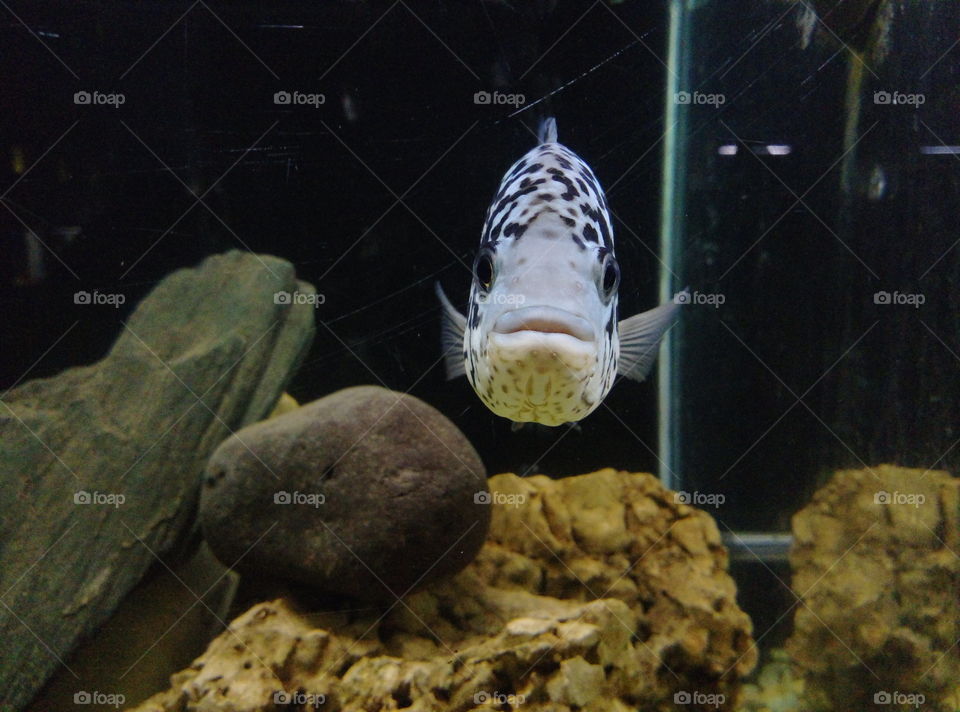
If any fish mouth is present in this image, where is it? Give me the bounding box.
[492,307,595,342]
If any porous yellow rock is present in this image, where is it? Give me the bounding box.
[130,469,756,712]
[787,465,960,711]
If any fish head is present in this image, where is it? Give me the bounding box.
[465,212,620,425]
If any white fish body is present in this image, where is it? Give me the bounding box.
[437,118,684,426]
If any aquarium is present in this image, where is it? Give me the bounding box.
[1,1,958,711]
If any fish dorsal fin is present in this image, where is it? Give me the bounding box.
[435,282,467,380]
[538,117,558,144]
[616,290,686,382]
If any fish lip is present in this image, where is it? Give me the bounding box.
[492,306,595,342]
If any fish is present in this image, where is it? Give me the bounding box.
[436,117,685,426]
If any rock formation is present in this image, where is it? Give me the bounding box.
[132,468,756,712]
[0,251,315,711]
[200,385,490,603]
[787,464,960,711]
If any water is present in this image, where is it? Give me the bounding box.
[670,0,960,531]
[2,1,959,710]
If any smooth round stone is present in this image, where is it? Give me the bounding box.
[199,385,490,603]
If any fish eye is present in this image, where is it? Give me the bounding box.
[474,249,494,292]
[601,252,620,300]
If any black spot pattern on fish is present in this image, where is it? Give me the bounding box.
[481,141,610,256]
[486,200,518,243]
[467,135,618,405]
[579,167,599,191]
[548,172,580,201]
[503,222,528,239]
[505,159,528,181]
[580,203,600,222]
[598,215,612,248]
[493,185,538,217]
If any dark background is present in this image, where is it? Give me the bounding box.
[3,0,959,538]
[675,0,960,529]
[1,0,670,484]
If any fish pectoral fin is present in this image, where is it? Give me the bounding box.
[435,281,468,380]
[616,290,686,382]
